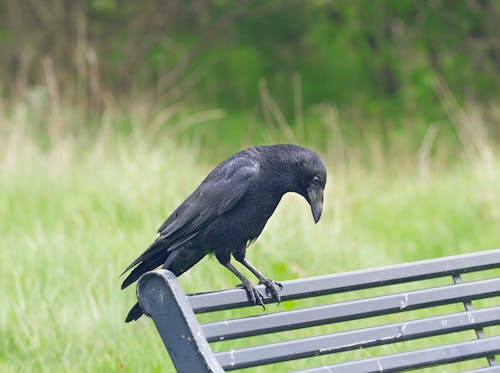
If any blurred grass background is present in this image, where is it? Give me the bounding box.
[1,1,500,372]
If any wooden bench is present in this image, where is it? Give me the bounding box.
[135,249,500,372]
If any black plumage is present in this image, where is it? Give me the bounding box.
[122,144,327,322]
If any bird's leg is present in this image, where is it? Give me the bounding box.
[239,259,283,303]
[222,261,265,308]
[233,247,283,304]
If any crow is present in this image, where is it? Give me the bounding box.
[121,144,327,322]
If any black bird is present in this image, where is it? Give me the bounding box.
[121,144,327,322]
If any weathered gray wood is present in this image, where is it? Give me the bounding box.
[203,277,500,342]
[293,336,500,373]
[188,248,500,313]
[137,270,224,373]
[453,273,498,367]
[214,306,500,370]
[136,248,500,372]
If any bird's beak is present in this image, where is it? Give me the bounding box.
[307,186,324,223]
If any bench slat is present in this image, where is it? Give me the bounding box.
[189,248,500,313]
[214,306,500,370]
[203,278,500,342]
[293,335,500,373]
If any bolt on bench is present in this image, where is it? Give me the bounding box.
[136,249,500,372]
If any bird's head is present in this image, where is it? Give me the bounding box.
[292,148,327,223]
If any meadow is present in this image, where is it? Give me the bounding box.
[1,99,499,372]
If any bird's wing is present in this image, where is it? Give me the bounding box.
[158,155,260,239]
[121,155,260,275]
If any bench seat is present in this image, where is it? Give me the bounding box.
[136,248,500,372]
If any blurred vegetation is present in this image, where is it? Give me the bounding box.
[2,1,500,371]
[1,108,499,372]
[1,1,499,132]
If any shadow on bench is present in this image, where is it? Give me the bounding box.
[136,249,500,372]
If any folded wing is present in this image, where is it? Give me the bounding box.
[120,155,260,285]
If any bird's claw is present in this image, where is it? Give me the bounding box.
[237,282,265,309]
[259,278,283,304]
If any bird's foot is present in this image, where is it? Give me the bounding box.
[237,281,265,309]
[259,278,283,304]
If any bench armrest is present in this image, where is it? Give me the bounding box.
[137,270,224,373]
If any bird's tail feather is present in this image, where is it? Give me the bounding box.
[125,302,143,322]
[120,237,165,277]
[121,251,166,289]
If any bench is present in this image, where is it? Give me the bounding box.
[135,249,500,372]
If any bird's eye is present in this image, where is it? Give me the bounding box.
[312,176,320,184]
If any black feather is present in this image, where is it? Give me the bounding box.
[125,302,143,323]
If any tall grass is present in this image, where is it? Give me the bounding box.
[1,95,499,372]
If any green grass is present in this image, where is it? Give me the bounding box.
[1,108,500,372]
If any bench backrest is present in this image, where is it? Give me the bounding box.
[137,249,500,372]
